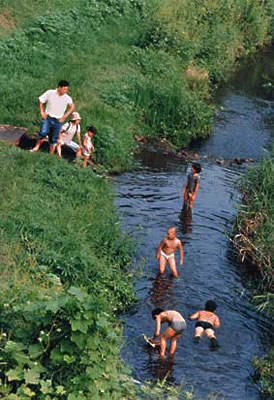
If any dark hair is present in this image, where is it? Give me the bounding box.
[58,80,69,88]
[192,162,201,174]
[87,125,97,134]
[205,300,217,312]
[152,308,164,319]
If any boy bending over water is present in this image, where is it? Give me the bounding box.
[189,300,220,349]
[149,309,186,358]
[156,227,184,278]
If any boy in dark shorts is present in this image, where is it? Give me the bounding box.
[189,300,220,349]
[149,308,186,358]
[182,162,201,210]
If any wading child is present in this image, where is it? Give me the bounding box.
[149,308,186,358]
[56,112,82,158]
[189,300,220,349]
[182,162,201,211]
[82,125,96,168]
[156,227,184,278]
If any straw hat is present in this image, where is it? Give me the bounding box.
[71,112,81,121]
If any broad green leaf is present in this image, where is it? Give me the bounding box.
[6,366,24,381]
[24,369,40,385]
[70,319,90,333]
[28,344,43,359]
[63,354,75,364]
[71,332,86,349]
[68,287,87,302]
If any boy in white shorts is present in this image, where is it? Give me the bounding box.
[56,111,82,158]
[156,227,184,278]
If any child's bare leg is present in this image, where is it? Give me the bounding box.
[168,256,178,278]
[183,192,189,209]
[30,138,45,152]
[56,143,62,157]
[49,144,57,155]
[205,329,219,348]
[76,147,82,158]
[83,155,89,168]
[205,329,215,340]
[159,255,166,275]
[169,333,181,356]
[160,327,174,358]
[194,327,204,338]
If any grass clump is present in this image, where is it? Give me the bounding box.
[0,143,137,399]
[233,154,274,292]
[232,153,274,398]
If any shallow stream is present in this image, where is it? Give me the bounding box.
[114,50,274,399]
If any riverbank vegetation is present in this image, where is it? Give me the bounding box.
[0,143,137,398]
[233,154,274,398]
[1,0,274,398]
[0,0,274,171]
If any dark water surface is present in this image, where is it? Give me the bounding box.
[114,51,274,399]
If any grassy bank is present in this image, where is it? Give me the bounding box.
[0,143,137,398]
[0,0,274,171]
[233,154,274,398]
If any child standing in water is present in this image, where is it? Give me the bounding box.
[189,300,220,349]
[82,125,96,168]
[182,162,201,211]
[149,308,186,358]
[156,227,184,278]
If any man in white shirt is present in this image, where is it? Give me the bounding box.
[30,80,75,154]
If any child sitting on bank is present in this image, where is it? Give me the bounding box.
[82,125,96,168]
[156,227,184,278]
[149,308,186,358]
[182,162,201,211]
[189,300,220,349]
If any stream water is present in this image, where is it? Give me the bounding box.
[114,50,274,399]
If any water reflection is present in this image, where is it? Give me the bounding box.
[149,274,175,309]
[179,206,193,234]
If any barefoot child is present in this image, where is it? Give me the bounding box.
[156,227,184,278]
[189,300,220,349]
[149,309,186,358]
[82,125,96,168]
[182,162,201,210]
[56,111,82,158]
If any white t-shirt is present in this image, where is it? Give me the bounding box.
[61,122,81,144]
[39,89,73,119]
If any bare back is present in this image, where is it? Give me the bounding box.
[192,310,220,328]
[160,310,184,323]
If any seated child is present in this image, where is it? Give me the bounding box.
[56,111,82,158]
[156,227,184,278]
[182,162,201,211]
[189,300,220,349]
[82,125,96,168]
[149,308,186,358]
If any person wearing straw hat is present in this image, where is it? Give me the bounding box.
[56,111,82,158]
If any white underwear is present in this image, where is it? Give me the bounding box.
[160,250,175,261]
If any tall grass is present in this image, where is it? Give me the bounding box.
[0,143,137,398]
[233,153,274,398]
[0,0,273,169]
[233,154,274,293]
